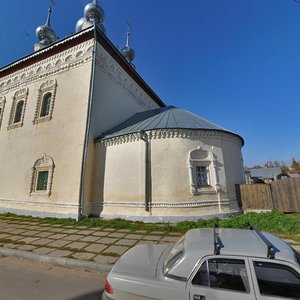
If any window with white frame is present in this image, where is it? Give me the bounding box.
[0,96,5,130]
[30,155,55,197]
[33,80,57,124]
[189,148,218,195]
[7,88,28,130]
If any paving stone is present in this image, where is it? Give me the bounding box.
[19,237,40,244]
[35,232,55,238]
[51,250,73,257]
[168,232,182,236]
[134,230,148,234]
[72,252,96,261]
[47,234,68,240]
[67,242,89,250]
[116,239,137,246]
[92,231,109,237]
[33,247,55,255]
[79,236,100,242]
[283,239,298,244]
[47,240,71,248]
[158,242,173,246]
[103,228,115,232]
[50,250,73,257]
[108,232,126,238]
[117,229,132,233]
[97,237,118,244]
[62,229,80,234]
[292,245,300,253]
[84,244,108,253]
[51,224,63,228]
[17,244,37,251]
[63,234,84,241]
[103,246,129,256]
[50,228,65,233]
[149,231,164,235]
[160,236,180,243]
[93,255,119,265]
[124,234,143,240]
[31,238,53,246]
[75,226,89,229]
[21,230,40,236]
[26,225,41,230]
[136,241,157,246]
[3,243,19,249]
[142,235,162,241]
[9,229,27,235]
[65,226,77,229]
[0,233,10,239]
[77,230,96,235]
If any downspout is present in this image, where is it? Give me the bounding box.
[140,130,151,212]
[78,25,97,220]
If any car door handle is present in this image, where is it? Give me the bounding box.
[193,295,206,300]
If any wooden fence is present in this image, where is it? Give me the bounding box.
[236,177,300,212]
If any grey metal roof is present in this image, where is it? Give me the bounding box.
[97,106,243,144]
[250,167,282,179]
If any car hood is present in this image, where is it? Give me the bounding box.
[111,244,171,278]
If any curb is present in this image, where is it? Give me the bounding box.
[0,247,112,273]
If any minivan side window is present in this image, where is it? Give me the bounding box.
[254,261,300,299]
[192,259,250,292]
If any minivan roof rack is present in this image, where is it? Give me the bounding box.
[213,224,221,255]
[249,226,276,259]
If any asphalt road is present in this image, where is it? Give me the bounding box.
[0,255,107,300]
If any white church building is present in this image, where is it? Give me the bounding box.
[0,1,245,222]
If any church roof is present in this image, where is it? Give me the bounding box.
[97,106,244,145]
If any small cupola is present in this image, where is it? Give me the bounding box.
[75,0,105,33]
[120,24,135,68]
[34,3,57,52]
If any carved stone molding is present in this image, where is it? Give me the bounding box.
[96,129,243,148]
[103,198,236,209]
[95,46,157,111]
[0,39,94,93]
[0,96,6,130]
[30,154,55,197]
[7,88,28,130]
[33,79,58,124]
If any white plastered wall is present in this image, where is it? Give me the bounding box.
[0,40,93,218]
[99,130,244,219]
[82,42,161,215]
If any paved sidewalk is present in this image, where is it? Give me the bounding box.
[0,216,182,271]
[1,215,299,272]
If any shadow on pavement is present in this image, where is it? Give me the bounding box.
[69,289,104,300]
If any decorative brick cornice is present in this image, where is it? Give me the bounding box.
[96,129,243,148]
[0,96,6,130]
[0,39,94,94]
[95,46,158,111]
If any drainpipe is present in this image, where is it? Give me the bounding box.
[78,25,97,220]
[140,130,151,212]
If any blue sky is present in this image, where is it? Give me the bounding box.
[0,0,300,167]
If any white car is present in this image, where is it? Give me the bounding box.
[103,227,300,300]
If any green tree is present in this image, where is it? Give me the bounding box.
[291,158,300,171]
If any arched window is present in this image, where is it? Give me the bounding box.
[33,80,57,124]
[30,155,55,197]
[8,88,28,130]
[188,147,219,195]
[40,93,52,117]
[14,100,24,123]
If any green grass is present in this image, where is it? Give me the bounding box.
[0,211,299,236]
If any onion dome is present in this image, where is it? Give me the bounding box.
[121,31,135,63]
[34,6,57,51]
[76,0,105,33]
